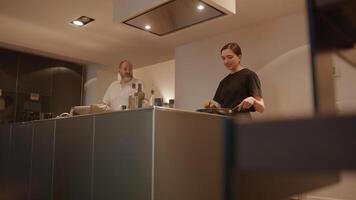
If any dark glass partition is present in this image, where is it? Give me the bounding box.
[0,47,84,123]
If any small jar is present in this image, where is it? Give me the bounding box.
[154,98,163,106]
[168,99,175,108]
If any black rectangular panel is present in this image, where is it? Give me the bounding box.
[94,110,153,200]
[233,115,356,170]
[9,123,33,200]
[0,92,16,123]
[154,109,224,200]
[0,48,18,92]
[53,116,93,200]
[309,0,356,50]
[17,54,54,96]
[0,124,11,168]
[0,124,11,199]
[30,120,55,200]
[0,48,18,123]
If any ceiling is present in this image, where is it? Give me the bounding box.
[0,0,305,69]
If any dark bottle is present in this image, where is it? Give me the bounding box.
[135,83,145,108]
[128,83,137,109]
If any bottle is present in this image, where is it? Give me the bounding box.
[135,83,145,108]
[149,90,155,106]
[128,83,136,109]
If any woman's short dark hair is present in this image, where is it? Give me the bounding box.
[221,42,242,57]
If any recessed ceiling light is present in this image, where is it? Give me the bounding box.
[70,16,95,27]
[197,4,205,10]
[72,20,84,26]
[144,25,151,30]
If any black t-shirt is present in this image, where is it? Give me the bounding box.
[213,68,262,112]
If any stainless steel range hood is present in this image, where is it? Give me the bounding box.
[113,0,236,36]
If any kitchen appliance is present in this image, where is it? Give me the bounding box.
[114,0,236,36]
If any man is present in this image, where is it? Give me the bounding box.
[102,60,143,110]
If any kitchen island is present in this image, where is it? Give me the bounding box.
[0,107,355,200]
[0,107,227,200]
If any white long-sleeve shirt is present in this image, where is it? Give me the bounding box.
[102,78,143,110]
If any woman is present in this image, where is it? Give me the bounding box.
[205,42,265,117]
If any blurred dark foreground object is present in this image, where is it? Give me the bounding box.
[310,0,356,50]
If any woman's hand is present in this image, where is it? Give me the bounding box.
[238,97,255,111]
[204,100,220,108]
[238,96,265,113]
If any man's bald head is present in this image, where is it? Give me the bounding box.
[118,60,133,83]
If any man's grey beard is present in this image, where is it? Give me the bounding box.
[120,75,133,83]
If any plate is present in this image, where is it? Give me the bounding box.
[196,108,233,116]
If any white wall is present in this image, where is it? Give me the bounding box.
[175,12,314,119]
[256,45,313,119]
[83,64,117,105]
[85,60,175,104]
[134,60,175,103]
[333,54,356,114]
[83,64,99,105]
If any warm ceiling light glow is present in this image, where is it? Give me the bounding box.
[70,16,95,27]
[72,20,84,26]
[144,25,151,30]
[197,4,205,10]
